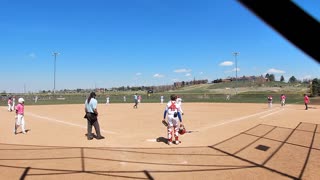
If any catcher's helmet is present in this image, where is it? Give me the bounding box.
[178,125,186,135]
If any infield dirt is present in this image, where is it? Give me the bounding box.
[0,103,319,179]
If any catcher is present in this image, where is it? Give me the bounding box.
[162,94,184,145]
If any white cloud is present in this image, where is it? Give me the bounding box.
[153,73,164,78]
[29,53,36,59]
[174,69,192,73]
[266,68,285,74]
[199,72,204,75]
[219,61,233,66]
[185,73,191,77]
[135,72,142,76]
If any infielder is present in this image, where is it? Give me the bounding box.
[11,96,16,111]
[162,94,183,145]
[280,94,286,106]
[7,97,13,112]
[15,98,26,134]
[176,96,184,115]
[267,95,273,108]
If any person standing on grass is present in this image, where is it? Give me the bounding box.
[34,95,38,103]
[106,95,110,104]
[84,92,105,140]
[280,94,286,107]
[15,98,26,134]
[267,95,273,108]
[133,93,138,108]
[304,94,310,110]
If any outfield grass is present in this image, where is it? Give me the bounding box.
[0,82,314,106]
[0,92,312,106]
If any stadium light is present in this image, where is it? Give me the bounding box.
[233,52,239,94]
[52,52,60,94]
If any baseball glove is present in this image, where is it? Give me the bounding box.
[178,124,186,135]
[162,119,168,127]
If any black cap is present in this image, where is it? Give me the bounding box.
[90,92,96,97]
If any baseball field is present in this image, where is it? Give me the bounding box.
[0,102,319,180]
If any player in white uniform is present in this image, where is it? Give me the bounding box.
[11,96,16,111]
[160,95,164,104]
[267,95,273,108]
[280,94,286,107]
[163,94,183,145]
[176,96,184,115]
[7,97,13,112]
[106,96,110,104]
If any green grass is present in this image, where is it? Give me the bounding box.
[0,81,316,105]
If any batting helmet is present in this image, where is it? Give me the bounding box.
[18,98,24,103]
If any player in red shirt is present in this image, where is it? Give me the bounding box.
[304,94,310,110]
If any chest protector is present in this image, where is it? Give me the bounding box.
[169,101,177,111]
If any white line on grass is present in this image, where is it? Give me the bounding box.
[27,112,117,134]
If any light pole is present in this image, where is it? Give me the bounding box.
[233,52,239,94]
[52,52,60,94]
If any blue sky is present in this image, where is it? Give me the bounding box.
[1,0,319,93]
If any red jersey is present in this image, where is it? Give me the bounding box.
[304,95,309,104]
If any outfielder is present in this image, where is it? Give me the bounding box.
[162,94,183,145]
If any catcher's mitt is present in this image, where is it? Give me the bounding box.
[178,124,186,135]
[162,119,168,127]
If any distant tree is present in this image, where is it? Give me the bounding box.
[1,91,7,96]
[280,75,285,82]
[264,73,275,81]
[302,79,311,84]
[265,73,270,80]
[269,74,275,81]
[311,78,320,96]
[288,76,297,83]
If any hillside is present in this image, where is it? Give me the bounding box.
[172,81,309,95]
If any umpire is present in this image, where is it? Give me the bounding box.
[84,92,105,140]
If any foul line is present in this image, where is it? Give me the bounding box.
[198,108,281,132]
[259,108,284,119]
[27,112,116,134]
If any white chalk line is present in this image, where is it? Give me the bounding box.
[259,108,284,119]
[145,108,283,142]
[26,112,117,134]
[197,107,282,132]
